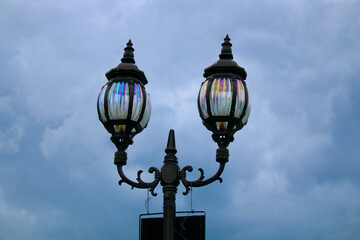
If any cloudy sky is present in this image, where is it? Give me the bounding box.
[1,0,359,239]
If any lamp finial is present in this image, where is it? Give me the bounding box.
[121,39,135,64]
[219,34,233,60]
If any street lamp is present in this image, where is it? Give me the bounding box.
[97,40,151,151]
[97,35,251,240]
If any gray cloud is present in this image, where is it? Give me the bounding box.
[0,0,359,239]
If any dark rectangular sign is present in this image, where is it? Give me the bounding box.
[140,212,205,240]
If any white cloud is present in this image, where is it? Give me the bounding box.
[9,36,97,122]
[40,107,107,158]
[322,0,357,4]
[0,189,37,226]
[0,125,24,154]
[228,179,360,239]
[0,186,67,239]
[0,96,14,115]
[151,81,200,130]
[0,187,37,239]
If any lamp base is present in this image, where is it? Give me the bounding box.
[111,134,133,151]
[212,133,234,148]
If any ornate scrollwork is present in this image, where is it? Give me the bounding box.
[116,165,161,196]
[114,135,229,198]
[179,161,226,195]
[179,148,228,195]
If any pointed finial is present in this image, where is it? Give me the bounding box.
[121,40,135,64]
[219,34,233,60]
[165,129,177,154]
[203,34,247,80]
[105,39,148,84]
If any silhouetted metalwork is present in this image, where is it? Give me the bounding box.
[97,35,251,240]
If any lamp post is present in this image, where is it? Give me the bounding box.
[97,35,251,240]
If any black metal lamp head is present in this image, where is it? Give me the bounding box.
[97,40,151,151]
[198,35,251,148]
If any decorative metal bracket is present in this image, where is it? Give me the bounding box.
[114,150,161,196]
[179,148,228,195]
[113,130,229,197]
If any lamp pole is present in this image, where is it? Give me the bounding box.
[97,35,251,240]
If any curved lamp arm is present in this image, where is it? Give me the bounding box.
[179,148,229,195]
[114,151,161,196]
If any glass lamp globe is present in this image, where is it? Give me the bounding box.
[198,35,251,148]
[97,40,151,150]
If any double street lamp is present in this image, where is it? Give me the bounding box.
[97,35,251,240]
